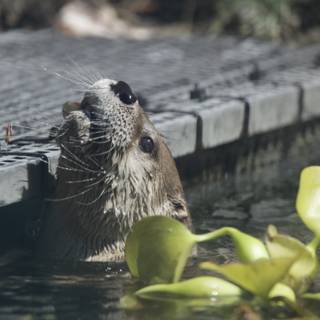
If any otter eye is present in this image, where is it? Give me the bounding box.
[139,136,154,153]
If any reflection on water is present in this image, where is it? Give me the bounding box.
[1,158,320,319]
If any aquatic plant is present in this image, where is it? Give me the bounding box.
[122,166,320,313]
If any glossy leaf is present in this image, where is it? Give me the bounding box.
[201,257,297,298]
[265,225,317,293]
[135,276,243,300]
[296,166,320,236]
[268,283,296,304]
[125,216,196,284]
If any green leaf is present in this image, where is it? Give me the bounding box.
[268,283,296,304]
[265,225,317,293]
[201,257,297,298]
[302,292,320,300]
[135,276,243,300]
[125,217,269,284]
[195,227,269,263]
[125,216,196,284]
[296,166,320,236]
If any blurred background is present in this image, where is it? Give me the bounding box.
[1,0,320,42]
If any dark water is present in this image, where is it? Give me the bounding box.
[1,159,320,320]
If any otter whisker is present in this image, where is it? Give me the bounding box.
[91,136,113,142]
[89,118,111,125]
[67,59,96,87]
[90,146,117,157]
[60,153,99,174]
[65,176,101,184]
[67,58,102,86]
[62,143,85,151]
[90,130,112,137]
[79,172,108,190]
[89,131,113,138]
[89,136,110,143]
[92,133,114,140]
[90,128,109,134]
[87,142,116,154]
[90,121,110,127]
[86,68,103,85]
[76,187,107,206]
[60,154,100,174]
[41,64,106,92]
[60,143,100,171]
[55,164,96,174]
[90,141,111,146]
[51,70,92,89]
[92,120,112,125]
[41,65,89,90]
[65,137,86,145]
[64,69,94,89]
[46,185,96,202]
[87,155,104,169]
[51,171,108,202]
[60,142,112,175]
[47,176,108,203]
[88,133,112,140]
[48,130,67,142]
[86,66,104,83]
[55,65,94,87]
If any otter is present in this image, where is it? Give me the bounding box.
[37,78,191,261]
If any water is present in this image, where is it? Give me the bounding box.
[0,158,319,319]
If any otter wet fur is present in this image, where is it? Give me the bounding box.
[37,78,191,262]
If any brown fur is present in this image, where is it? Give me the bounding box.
[37,79,191,261]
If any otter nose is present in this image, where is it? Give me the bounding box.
[111,80,137,105]
[119,92,137,105]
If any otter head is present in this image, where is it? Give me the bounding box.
[48,78,190,260]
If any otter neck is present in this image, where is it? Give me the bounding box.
[52,147,168,252]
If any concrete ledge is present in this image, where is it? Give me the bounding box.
[303,77,320,120]
[200,99,245,148]
[262,67,320,121]
[0,144,59,206]
[199,81,300,136]
[177,98,246,149]
[151,112,197,157]
[248,85,300,135]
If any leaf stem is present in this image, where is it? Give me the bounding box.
[194,227,235,243]
[307,235,320,253]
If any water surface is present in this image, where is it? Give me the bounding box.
[1,158,319,320]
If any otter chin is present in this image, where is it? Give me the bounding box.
[37,78,191,261]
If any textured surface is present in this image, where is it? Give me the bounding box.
[150,112,197,157]
[1,29,320,206]
[200,99,245,148]
[247,84,299,134]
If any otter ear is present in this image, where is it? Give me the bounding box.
[62,101,81,118]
